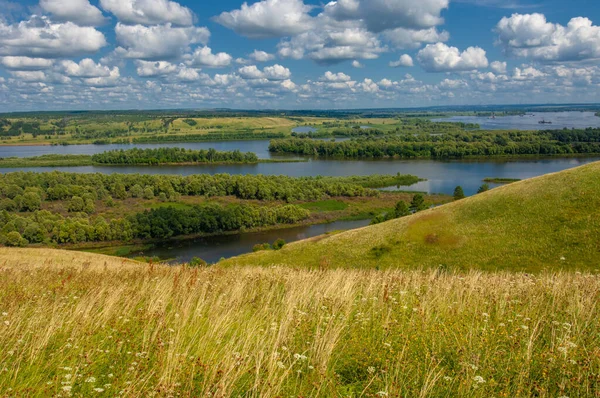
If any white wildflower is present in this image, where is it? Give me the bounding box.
[62,386,72,392]
[93,388,105,393]
[376,392,388,396]
[85,377,96,383]
[3,321,9,326]
[473,375,485,384]
[277,361,286,369]
[367,366,376,374]
[1,312,7,316]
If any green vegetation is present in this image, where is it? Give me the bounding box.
[483,177,522,184]
[453,186,466,200]
[270,128,600,159]
[0,154,94,167]
[1,250,598,396]
[0,171,441,247]
[224,162,600,272]
[477,183,490,193]
[91,147,259,165]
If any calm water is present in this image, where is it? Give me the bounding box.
[437,111,600,130]
[133,219,370,264]
[2,156,597,196]
[292,126,317,134]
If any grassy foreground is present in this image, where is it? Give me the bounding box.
[224,162,600,272]
[0,249,598,397]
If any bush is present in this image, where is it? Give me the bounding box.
[273,239,286,250]
[5,231,28,247]
[453,186,466,201]
[253,243,272,252]
[68,196,85,212]
[189,257,208,267]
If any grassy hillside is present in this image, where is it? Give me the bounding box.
[0,251,598,396]
[224,162,600,272]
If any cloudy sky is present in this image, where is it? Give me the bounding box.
[0,0,599,111]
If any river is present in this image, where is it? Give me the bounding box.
[130,219,371,264]
[436,111,600,130]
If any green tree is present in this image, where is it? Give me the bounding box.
[453,186,466,201]
[23,223,44,243]
[84,198,96,214]
[21,192,42,212]
[189,257,208,267]
[477,184,490,194]
[394,201,410,218]
[410,194,427,213]
[130,184,144,198]
[143,187,155,200]
[273,239,286,250]
[5,231,27,247]
[68,196,85,212]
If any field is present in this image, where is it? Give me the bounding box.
[0,249,598,397]
[224,162,600,272]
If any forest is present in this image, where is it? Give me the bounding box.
[91,147,259,165]
[269,128,600,158]
[0,171,424,247]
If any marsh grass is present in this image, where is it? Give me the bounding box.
[0,249,598,397]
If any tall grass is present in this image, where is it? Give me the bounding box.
[0,250,598,397]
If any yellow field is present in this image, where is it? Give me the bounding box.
[0,249,599,397]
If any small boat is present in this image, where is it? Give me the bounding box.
[538,119,553,124]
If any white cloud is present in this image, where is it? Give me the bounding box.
[239,64,292,81]
[214,0,313,39]
[417,43,488,72]
[263,64,292,80]
[1,56,53,70]
[352,60,364,68]
[512,65,546,80]
[40,0,107,27]
[114,23,210,60]
[175,67,201,82]
[324,0,449,33]
[135,60,178,77]
[490,61,507,74]
[320,71,352,82]
[100,0,194,26]
[390,54,414,67]
[496,13,600,62]
[383,27,449,49]
[250,50,275,62]
[10,71,47,82]
[186,47,232,68]
[0,16,107,58]
[83,67,120,87]
[60,58,115,77]
[358,78,379,93]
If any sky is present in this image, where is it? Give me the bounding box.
[0,0,599,111]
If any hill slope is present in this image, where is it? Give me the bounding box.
[224,161,600,272]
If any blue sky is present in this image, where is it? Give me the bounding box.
[0,0,599,111]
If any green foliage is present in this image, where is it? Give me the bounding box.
[410,194,427,213]
[477,184,490,194]
[189,257,208,267]
[253,243,272,252]
[453,186,466,201]
[91,147,259,165]
[4,231,28,247]
[273,239,286,250]
[183,119,198,126]
[68,196,85,213]
[371,201,410,225]
[21,192,41,212]
[269,128,600,159]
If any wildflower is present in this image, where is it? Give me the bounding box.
[277,361,286,369]
[482,313,489,318]
[473,376,485,384]
[367,366,376,374]
[93,388,105,393]
[107,374,114,378]
[521,325,529,330]
[85,377,96,383]
[560,257,566,261]
[3,321,9,326]
[443,376,452,381]
[64,374,72,380]
[376,392,388,396]
[62,386,72,392]
[1,312,7,316]
[293,353,307,361]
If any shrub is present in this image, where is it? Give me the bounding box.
[189,257,208,267]
[273,239,286,250]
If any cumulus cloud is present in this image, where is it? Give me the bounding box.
[0,16,107,58]
[238,64,292,80]
[324,0,449,33]
[383,27,449,49]
[496,13,600,62]
[114,23,210,60]
[135,60,178,77]
[214,0,313,38]
[40,0,107,27]
[390,54,414,67]
[100,0,194,26]
[352,60,364,68]
[185,47,232,68]
[417,43,488,72]
[59,58,115,77]
[250,50,276,62]
[490,61,507,74]
[320,71,352,82]
[278,27,386,65]
[1,56,53,70]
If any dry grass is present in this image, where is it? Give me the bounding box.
[0,249,599,397]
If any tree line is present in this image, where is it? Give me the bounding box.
[269,128,600,159]
[91,148,259,165]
